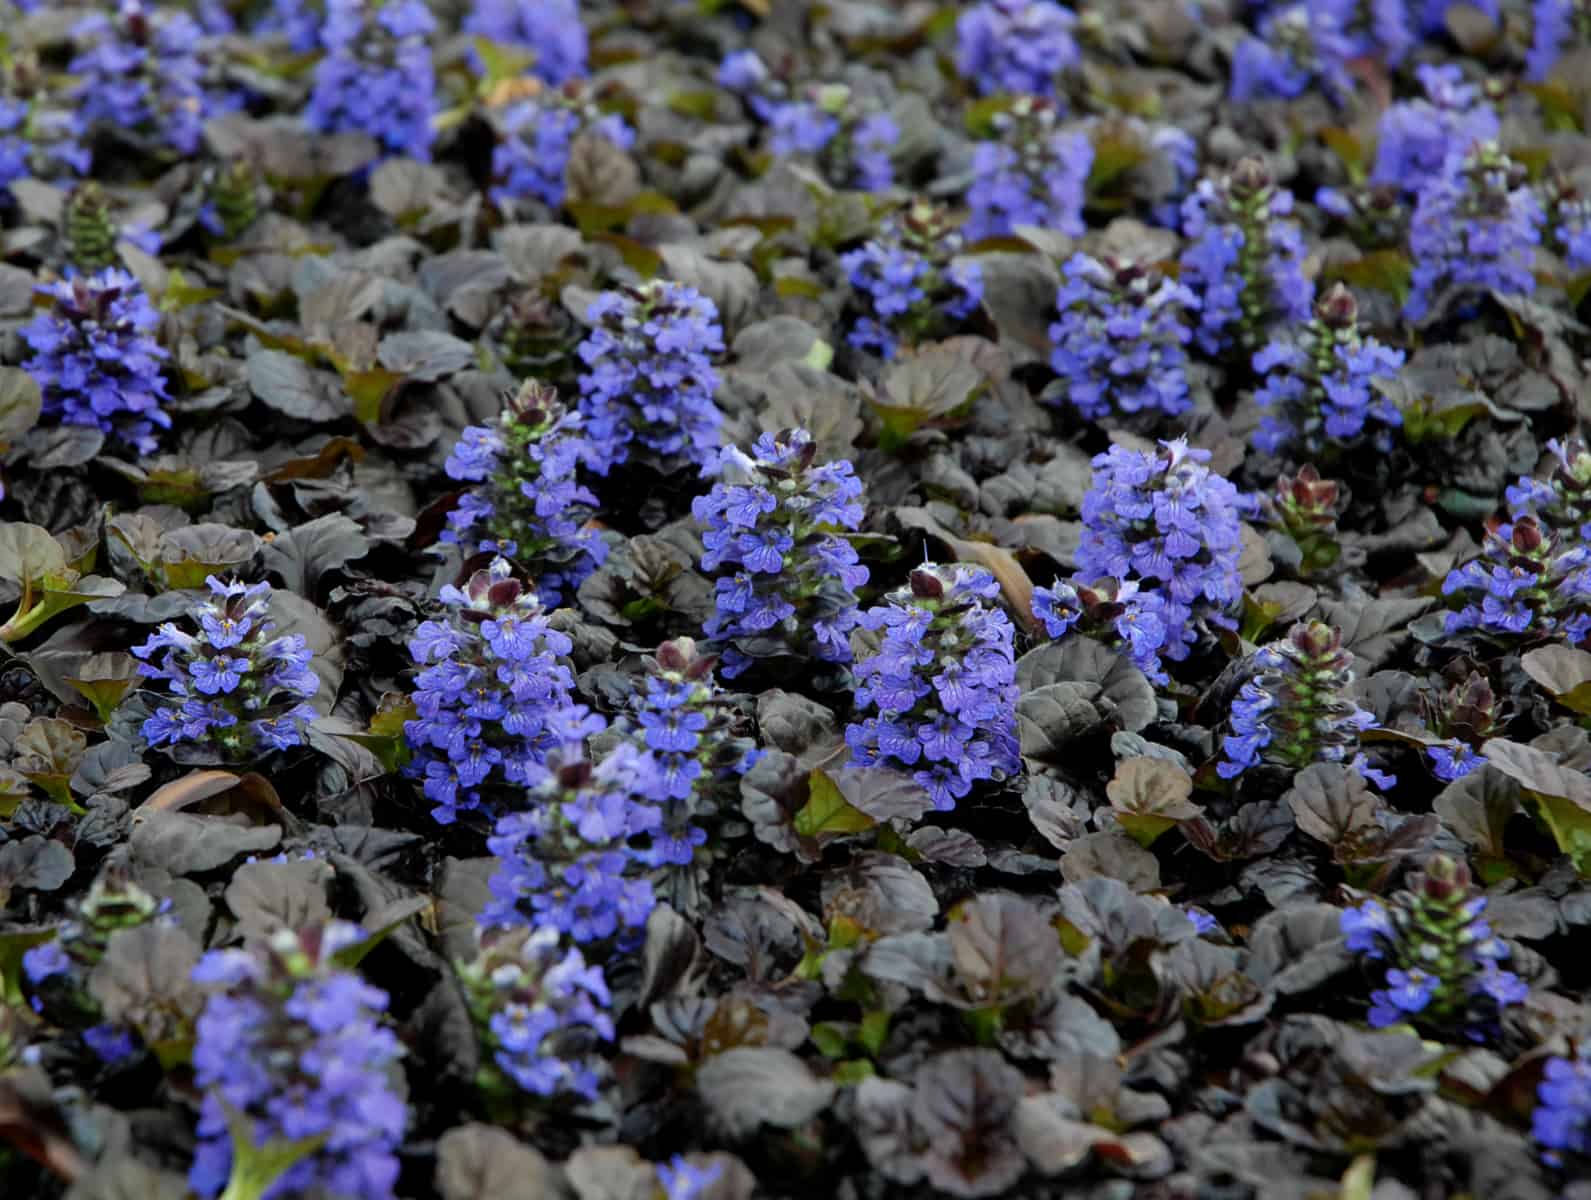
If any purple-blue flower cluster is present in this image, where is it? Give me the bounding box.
[306,0,438,159]
[576,281,724,473]
[1230,1,1357,105]
[465,0,589,85]
[404,559,577,824]
[442,381,607,608]
[1527,0,1588,81]
[69,0,221,157]
[1506,436,1591,540]
[483,741,660,942]
[189,923,406,1200]
[716,53,898,191]
[692,428,868,678]
[841,205,984,359]
[1178,157,1313,356]
[1406,141,1544,321]
[954,0,1080,100]
[846,564,1020,811]
[1047,253,1196,422]
[1534,1047,1591,1166]
[457,923,613,1101]
[1032,576,1176,684]
[1419,670,1504,783]
[616,639,759,872]
[488,86,633,210]
[21,269,171,455]
[0,56,89,191]
[1371,64,1498,191]
[964,98,1092,242]
[1217,620,1388,784]
[1251,283,1404,457]
[133,577,319,761]
[1441,516,1591,645]
[1071,439,1249,669]
[1340,854,1527,1034]
[1545,177,1591,273]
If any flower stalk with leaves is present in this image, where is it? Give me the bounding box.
[442,380,607,607]
[133,577,319,762]
[1219,620,1387,783]
[846,563,1020,811]
[692,428,869,679]
[1340,854,1527,1034]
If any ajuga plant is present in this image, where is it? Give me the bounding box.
[840,204,984,359]
[63,182,118,271]
[1405,142,1544,322]
[1371,63,1497,191]
[1046,253,1196,423]
[1074,114,1197,227]
[954,0,1080,101]
[22,269,171,455]
[1440,515,1591,646]
[1266,465,1343,577]
[1507,436,1591,540]
[1038,439,1247,679]
[1527,0,1590,81]
[404,559,576,824]
[613,639,759,885]
[1250,283,1405,457]
[442,380,606,607]
[1179,157,1313,357]
[456,923,613,1105]
[845,564,1020,811]
[483,739,661,943]
[68,0,222,157]
[465,0,589,85]
[23,870,162,1052]
[1230,1,1357,105]
[487,82,634,211]
[306,0,438,159]
[188,923,407,1200]
[0,50,88,191]
[1340,854,1528,1035]
[576,280,724,474]
[964,96,1092,242]
[769,86,899,192]
[1031,576,1176,684]
[715,53,898,191]
[691,428,868,679]
[1534,1044,1591,1167]
[132,577,319,761]
[1541,174,1591,273]
[1420,667,1507,781]
[1217,620,1389,784]
[202,156,262,241]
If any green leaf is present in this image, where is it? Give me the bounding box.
[793,769,877,838]
[1535,792,1591,876]
[0,926,54,1007]
[800,338,834,371]
[159,269,221,313]
[1329,251,1412,304]
[342,365,406,425]
[0,368,42,445]
[471,37,534,87]
[218,1100,329,1200]
[668,90,719,119]
[0,523,67,588]
[810,1023,849,1058]
[1319,127,1368,182]
[588,232,661,277]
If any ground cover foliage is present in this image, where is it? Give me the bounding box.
[3,1,1591,1198]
